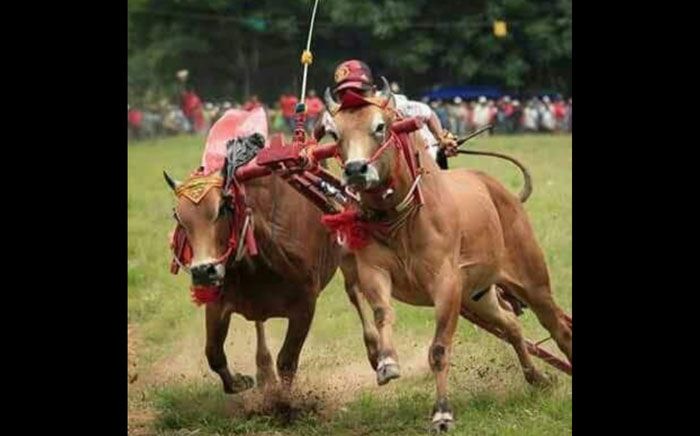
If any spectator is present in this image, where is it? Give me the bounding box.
[269,102,286,132]
[539,96,556,132]
[447,97,464,136]
[552,97,567,132]
[141,106,162,139]
[305,89,325,132]
[279,92,298,132]
[511,100,523,133]
[455,98,469,136]
[203,102,220,128]
[128,105,143,140]
[431,100,450,130]
[472,96,491,132]
[243,95,262,111]
[496,96,514,133]
[176,70,206,134]
[522,99,539,132]
[163,105,191,135]
[180,89,206,133]
[487,99,498,125]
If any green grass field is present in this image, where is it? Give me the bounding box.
[128,133,572,435]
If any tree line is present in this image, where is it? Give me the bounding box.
[128,0,571,106]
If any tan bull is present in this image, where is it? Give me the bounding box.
[324,86,572,432]
[163,147,380,400]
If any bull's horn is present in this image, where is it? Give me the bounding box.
[163,170,181,192]
[379,76,395,107]
[324,87,340,113]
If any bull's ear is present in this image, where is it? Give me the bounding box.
[163,170,181,192]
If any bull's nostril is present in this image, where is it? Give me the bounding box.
[345,161,369,178]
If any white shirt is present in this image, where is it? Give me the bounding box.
[321,94,440,159]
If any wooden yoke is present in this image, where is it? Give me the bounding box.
[234,133,346,214]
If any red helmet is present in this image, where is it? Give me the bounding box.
[333,60,374,94]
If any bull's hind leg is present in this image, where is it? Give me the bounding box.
[276,301,315,389]
[254,321,277,388]
[477,170,572,363]
[341,253,380,370]
[501,278,572,363]
[205,302,254,394]
[463,286,549,386]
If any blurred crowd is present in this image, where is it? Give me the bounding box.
[429,95,572,135]
[128,89,571,142]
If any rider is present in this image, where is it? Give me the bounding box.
[313,60,458,169]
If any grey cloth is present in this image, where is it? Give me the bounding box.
[224,133,265,190]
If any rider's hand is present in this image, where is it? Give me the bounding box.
[439,131,459,157]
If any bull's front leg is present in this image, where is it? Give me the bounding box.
[357,262,399,386]
[276,301,316,389]
[205,301,254,394]
[340,252,380,370]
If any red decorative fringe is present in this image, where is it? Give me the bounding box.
[190,286,221,306]
[321,209,372,250]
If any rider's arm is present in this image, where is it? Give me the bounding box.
[404,100,458,155]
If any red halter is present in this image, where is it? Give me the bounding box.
[169,170,259,305]
[320,93,425,250]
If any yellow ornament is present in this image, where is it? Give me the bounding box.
[301,50,313,65]
[493,20,507,38]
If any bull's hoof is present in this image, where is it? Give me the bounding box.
[256,370,278,390]
[430,412,454,433]
[525,369,554,389]
[224,373,255,394]
[376,358,401,386]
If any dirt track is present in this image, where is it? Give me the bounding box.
[127,315,439,434]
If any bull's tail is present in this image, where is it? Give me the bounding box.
[457,149,533,203]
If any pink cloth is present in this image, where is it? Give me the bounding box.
[201,107,269,175]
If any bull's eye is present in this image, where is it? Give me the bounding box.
[374,123,385,135]
[218,202,229,218]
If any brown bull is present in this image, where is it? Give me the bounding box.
[163,160,376,397]
[324,87,572,432]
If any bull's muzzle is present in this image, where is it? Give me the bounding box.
[191,262,225,286]
[343,159,379,189]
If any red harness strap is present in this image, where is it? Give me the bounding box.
[366,121,424,207]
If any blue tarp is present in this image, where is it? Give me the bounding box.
[422,85,502,101]
[421,86,567,101]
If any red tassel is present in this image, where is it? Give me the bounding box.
[321,209,372,250]
[190,286,221,306]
